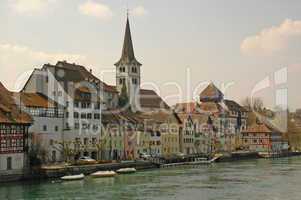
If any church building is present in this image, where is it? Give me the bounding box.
[114,15,169,112]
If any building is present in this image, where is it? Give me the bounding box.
[198,83,248,152]
[0,82,32,181]
[174,83,248,154]
[22,61,118,161]
[241,123,284,153]
[136,111,182,157]
[13,92,64,164]
[114,16,170,112]
[174,102,213,155]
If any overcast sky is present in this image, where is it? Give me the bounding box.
[0,0,301,110]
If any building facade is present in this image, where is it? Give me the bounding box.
[15,92,65,164]
[242,123,283,153]
[0,83,32,181]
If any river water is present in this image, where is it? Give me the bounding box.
[1,157,301,200]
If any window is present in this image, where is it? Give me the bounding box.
[132,78,138,84]
[84,138,89,145]
[92,138,97,145]
[74,112,79,119]
[43,125,47,131]
[49,139,54,146]
[119,67,125,73]
[74,102,79,108]
[81,113,87,119]
[119,78,126,85]
[46,76,49,83]
[132,67,137,73]
[65,112,69,118]
[74,123,80,130]
[55,126,59,132]
[87,113,92,119]
[94,113,100,119]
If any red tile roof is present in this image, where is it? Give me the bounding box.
[139,89,170,110]
[242,123,272,133]
[174,102,198,113]
[0,82,32,124]
[11,92,57,108]
[199,83,224,102]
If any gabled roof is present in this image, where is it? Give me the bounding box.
[11,92,57,108]
[199,102,223,113]
[199,83,224,102]
[0,82,32,124]
[47,61,118,93]
[242,123,272,133]
[224,99,247,112]
[115,17,141,66]
[139,89,170,110]
[174,102,198,114]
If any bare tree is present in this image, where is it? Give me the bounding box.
[241,97,264,112]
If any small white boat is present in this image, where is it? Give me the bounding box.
[60,174,85,181]
[91,171,117,178]
[116,168,137,174]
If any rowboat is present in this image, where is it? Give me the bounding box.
[116,168,137,174]
[91,171,117,178]
[60,174,85,181]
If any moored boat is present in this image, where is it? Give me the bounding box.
[60,174,85,181]
[91,171,117,178]
[116,168,137,174]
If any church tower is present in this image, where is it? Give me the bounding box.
[115,14,142,109]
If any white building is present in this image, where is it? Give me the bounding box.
[14,92,64,163]
[22,61,119,160]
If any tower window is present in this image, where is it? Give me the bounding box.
[119,78,125,85]
[119,67,125,73]
[132,78,138,85]
[132,67,137,73]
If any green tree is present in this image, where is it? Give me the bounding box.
[118,83,130,109]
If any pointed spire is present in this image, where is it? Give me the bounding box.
[115,14,141,66]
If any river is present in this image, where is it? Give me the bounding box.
[1,157,301,200]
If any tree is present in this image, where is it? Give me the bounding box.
[241,97,264,112]
[118,83,130,109]
[28,144,47,167]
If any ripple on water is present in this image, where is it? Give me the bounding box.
[1,157,301,200]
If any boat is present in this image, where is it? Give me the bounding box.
[91,171,117,178]
[116,168,137,174]
[60,174,85,181]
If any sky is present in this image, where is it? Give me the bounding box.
[0,0,301,110]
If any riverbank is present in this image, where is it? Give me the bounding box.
[2,151,301,184]
[28,160,157,180]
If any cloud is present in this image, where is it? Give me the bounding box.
[241,19,301,56]
[8,0,57,14]
[0,43,87,90]
[78,1,113,21]
[132,6,148,17]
